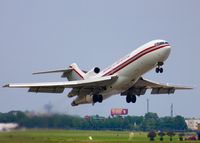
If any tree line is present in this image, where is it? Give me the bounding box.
[0,111,187,131]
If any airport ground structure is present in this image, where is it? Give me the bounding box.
[185,118,200,130]
[0,111,187,131]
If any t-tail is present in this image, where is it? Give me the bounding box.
[32,63,86,81]
[67,63,86,80]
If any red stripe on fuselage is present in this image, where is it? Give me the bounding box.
[103,44,169,76]
[69,66,84,79]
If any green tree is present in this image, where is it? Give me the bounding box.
[173,116,187,130]
[142,112,159,131]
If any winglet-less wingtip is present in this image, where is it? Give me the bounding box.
[2,84,9,88]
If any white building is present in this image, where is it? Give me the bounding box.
[0,123,18,132]
[185,119,200,130]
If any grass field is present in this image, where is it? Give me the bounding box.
[0,129,199,143]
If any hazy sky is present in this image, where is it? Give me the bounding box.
[0,0,199,117]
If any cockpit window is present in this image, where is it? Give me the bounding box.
[155,41,168,46]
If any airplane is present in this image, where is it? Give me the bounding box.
[3,39,192,106]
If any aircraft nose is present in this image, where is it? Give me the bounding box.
[165,44,171,54]
[162,44,171,61]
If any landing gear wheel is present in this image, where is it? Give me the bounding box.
[93,94,103,103]
[126,95,131,103]
[93,95,98,103]
[131,95,136,103]
[156,68,160,73]
[156,62,164,73]
[126,95,136,103]
[159,68,163,73]
[98,95,103,103]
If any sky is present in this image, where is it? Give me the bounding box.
[0,0,199,117]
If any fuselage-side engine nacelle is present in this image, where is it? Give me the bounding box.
[84,67,100,79]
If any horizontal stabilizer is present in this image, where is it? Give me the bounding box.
[33,69,72,75]
[32,63,87,81]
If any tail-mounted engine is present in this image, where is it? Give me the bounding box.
[84,67,100,79]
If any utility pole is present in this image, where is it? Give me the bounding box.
[147,98,149,113]
[170,103,173,117]
[44,102,53,114]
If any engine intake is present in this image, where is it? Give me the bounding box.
[94,67,100,74]
[84,67,101,79]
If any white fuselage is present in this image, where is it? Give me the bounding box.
[96,39,171,100]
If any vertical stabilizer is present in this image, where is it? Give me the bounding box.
[67,63,86,81]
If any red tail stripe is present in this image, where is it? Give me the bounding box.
[69,66,84,79]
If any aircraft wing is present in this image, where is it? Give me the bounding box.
[121,77,192,95]
[3,75,118,93]
[134,77,193,94]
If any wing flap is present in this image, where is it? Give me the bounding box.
[151,88,175,94]
[135,77,193,90]
[126,77,193,95]
[29,87,64,93]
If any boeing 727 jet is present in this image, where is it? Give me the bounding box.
[3,40,192,106]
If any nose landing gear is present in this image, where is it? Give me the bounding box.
[156,62,164,73]
[156,67,163,73]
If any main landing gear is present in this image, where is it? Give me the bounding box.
[93,94,103,103]
[126,94,136,103]
[156,62,164,73]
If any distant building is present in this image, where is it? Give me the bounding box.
[0,123,18,132]
[185,118,200,130]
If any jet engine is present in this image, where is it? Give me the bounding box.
[93,67,100,74]
[84,67,100,79]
